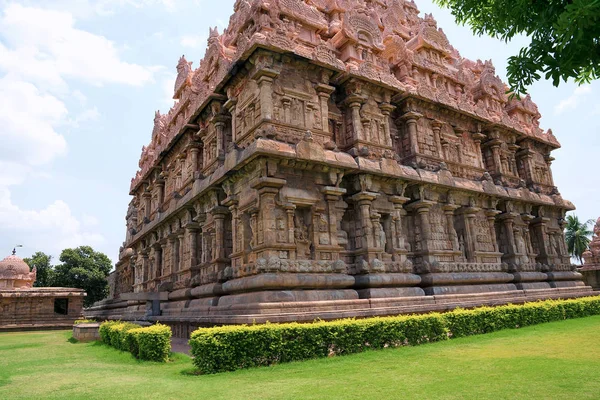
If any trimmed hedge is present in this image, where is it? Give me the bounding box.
[99,321,172,362]
[189,296,600,374]
[128,325,172,362]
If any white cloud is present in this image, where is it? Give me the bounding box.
[1,0,188,18]
[0,78,68,167]
[0,188,105,254]
[162,73,177,110]
[554,86,592,115]
[82,214,100,227]
[180,34,207,48]
[0,3,157,258]
[68,107,101,128]
[0,4,156,90]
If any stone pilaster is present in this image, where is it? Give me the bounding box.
[346,95,365,141]
[322,186,347,249]
[252,68,279,121]
[431,120,444,159]
[251,177,286,256]
[405,199,435,263]
[350,191,378,260]
[379,103,395,147]
[400,111,422,156]
[316,84,335,134]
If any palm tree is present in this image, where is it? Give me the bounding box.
[565,215,593,264]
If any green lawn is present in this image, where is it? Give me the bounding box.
[1,317,599,400]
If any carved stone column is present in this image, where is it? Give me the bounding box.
[485,208,502,252]
[347,95,365,141]
[406,199,435,263]
[177,233,184,272]
[498,212,518,263]
[400,111,422,156]
[322,186,347,249]
[531,214,551,265]
[141,251,149,284]
[253,68,279,121]
[442,203,460,253]
[390,195,410,257]
[458,204,480,263]
[431,120,444,159]
[516,147,534,184]
[153,243,162,281]
[143,191,151,221]
[544,154,556,186]
[472,131,486,169]
[379,103,396,147]
[316,84,335,133]
[224,97,237,143]
[211,207,229,260]
[485,137,504,175]
[251,177,286,256]
[350,191,378,257]
[215,119,226,160]
[189,146,201,179]
[185,222,200,270]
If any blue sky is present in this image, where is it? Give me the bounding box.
[0,0,598,265]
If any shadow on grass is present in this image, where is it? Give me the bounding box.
[180,368,204,376]
[0,343,42,351]
[67,337,79,344]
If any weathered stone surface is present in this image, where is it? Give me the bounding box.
[73,323,100,342]
[87,0,593,334]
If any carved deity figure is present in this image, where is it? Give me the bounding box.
[294,213,312,258]
[375,220,387,249]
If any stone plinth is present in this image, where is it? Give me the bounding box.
[73,323,101,342]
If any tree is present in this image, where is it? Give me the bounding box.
[52,246,112,307]
[564,215,593,264]
[434,0,600,95]
[23,251,54,287]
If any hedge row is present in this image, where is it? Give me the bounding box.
[189,296,600,374]
[99,321,172,362]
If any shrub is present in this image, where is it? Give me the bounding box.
[189,295,600,374]
[98,320,121,346]
[98,321,172,362]
[128,324,172,362]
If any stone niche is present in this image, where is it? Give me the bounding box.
[87,0,592,336]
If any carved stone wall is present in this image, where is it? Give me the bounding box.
[94,0,590,327]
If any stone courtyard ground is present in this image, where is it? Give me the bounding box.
[2,317,600,400]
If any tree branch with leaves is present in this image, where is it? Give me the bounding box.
[434,0,600,95]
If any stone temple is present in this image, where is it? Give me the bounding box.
[87,0,593,336]
[0,249,85,331]
[580,218,600,290]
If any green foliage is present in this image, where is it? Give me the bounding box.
[565,215,593,264]
[73,319,96,325]
[52,246,112,307]
[189,296,600,374]
[433,0,600,95]
[23,251,54,287]
[99,321,172,362]
[189,313,449,374]
[98,320,121,346]
[128,324,172,362]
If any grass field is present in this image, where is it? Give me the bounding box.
[1,316,599,400]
